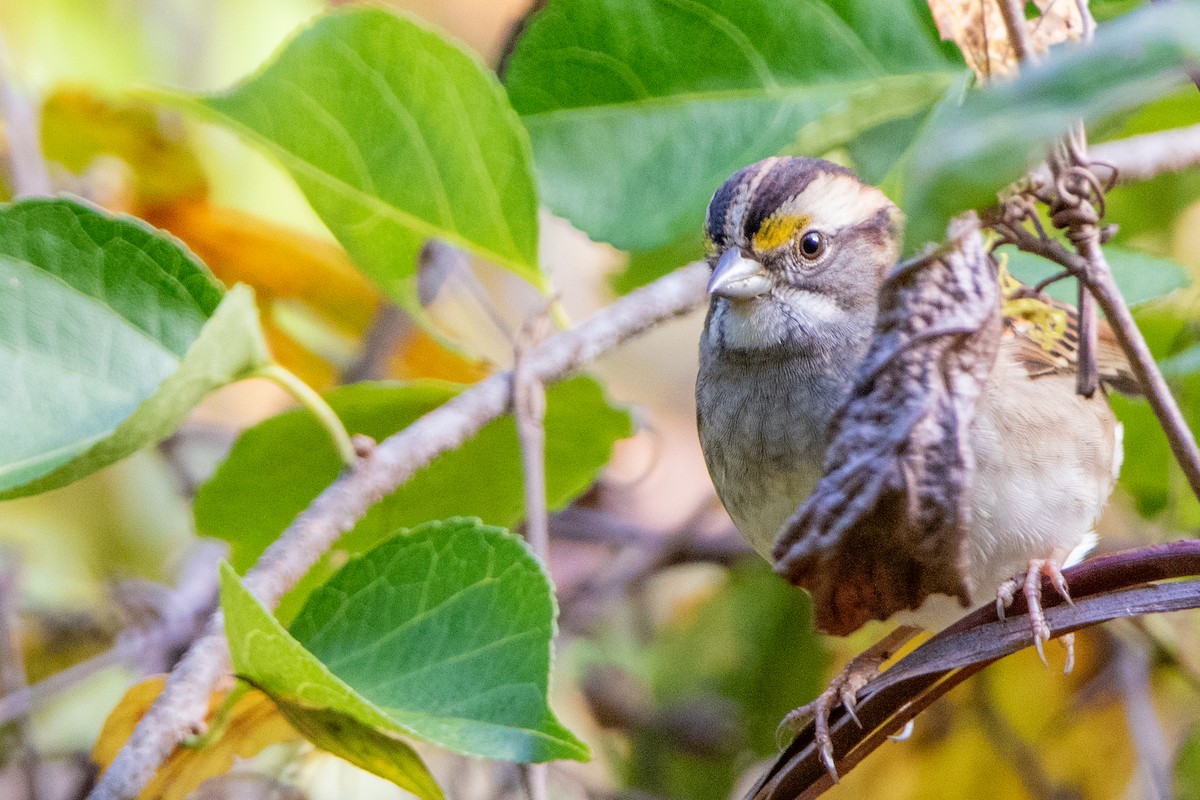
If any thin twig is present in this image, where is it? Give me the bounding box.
[340,301,410,384]
[0,557,40,800]
[1062,125,1100,398]
[1114,635,1172,800]
[496,0,547,77]
[88,262,709,800]
[0,542,222,729]
[514,312,551,800]
[0,32,51,197]
[550,506,748,561]
[515,314,552,560]
[997,0,1036,64]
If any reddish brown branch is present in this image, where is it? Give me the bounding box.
[748,540,1200,799]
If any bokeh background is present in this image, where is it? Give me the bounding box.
[1,1,1200,799]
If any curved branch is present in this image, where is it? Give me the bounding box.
[88,262,710,800]
[747,539,1200,800]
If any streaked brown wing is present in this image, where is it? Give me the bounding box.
[1003,290,1140,396]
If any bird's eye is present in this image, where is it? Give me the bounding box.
[798,231,825,259]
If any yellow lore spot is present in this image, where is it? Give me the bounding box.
[752,214,810,252]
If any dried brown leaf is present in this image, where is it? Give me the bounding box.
[927,0,1086,80]
[773,213,1000,636]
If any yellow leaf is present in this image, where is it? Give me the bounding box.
[40,88,208,211]
[147,201,379,335]
[389,329,490,384]
[273,698,445,800]
[93,677,302,800]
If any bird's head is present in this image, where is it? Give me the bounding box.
[702,157,902,355]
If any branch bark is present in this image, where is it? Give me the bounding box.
[748,540,1200,799]
[514,315,551,800]
[88,262,709,800]
[997,0,1036,64]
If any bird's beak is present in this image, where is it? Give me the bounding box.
[708,249,770,299]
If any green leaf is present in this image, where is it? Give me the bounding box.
[650,562,827,754]
[0,199,269,498]
[221,519,589,765]
[611,235,705,295]
[220,565,444,800]
[1177,724,1200,800]
[586,561,828,800]
[196,376,632,571]
[846,106,937,186]
[1003,246,1190,307]
[900,2,1200,249]
[504,0,963,251]
[178,7,543,309]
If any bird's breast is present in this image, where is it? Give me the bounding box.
[697,354,843,557]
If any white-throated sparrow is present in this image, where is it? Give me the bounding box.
[696,156,1131,772]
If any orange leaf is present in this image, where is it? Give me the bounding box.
[93,677,301,800]
[146,200,379,336]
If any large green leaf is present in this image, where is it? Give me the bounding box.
[221,519,589,767]
[504,0,963,251]
[611,234,705,295]
[221,565,443,800]
[0,199,269,498]
[196,376,632,571]
[179,7,543,309]
[1004,246,1190,307]
[901,2,1200,249]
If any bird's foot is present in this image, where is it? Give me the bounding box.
[776,626,919,783]
[996,558,1076,673]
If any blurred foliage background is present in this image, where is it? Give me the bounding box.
[0,1,1199,799]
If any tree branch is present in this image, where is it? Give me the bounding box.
[997,0,1036,64]
[88,262,710,800]
[748,540,1200,799]
[514,314,552,800]
[0,542,222,729]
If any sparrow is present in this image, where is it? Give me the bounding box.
[696,156,1132,773]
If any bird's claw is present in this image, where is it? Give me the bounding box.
[996,558,1075,674]
[775,676,849,783]
[775,631,912,783]
[841,691,862,729]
